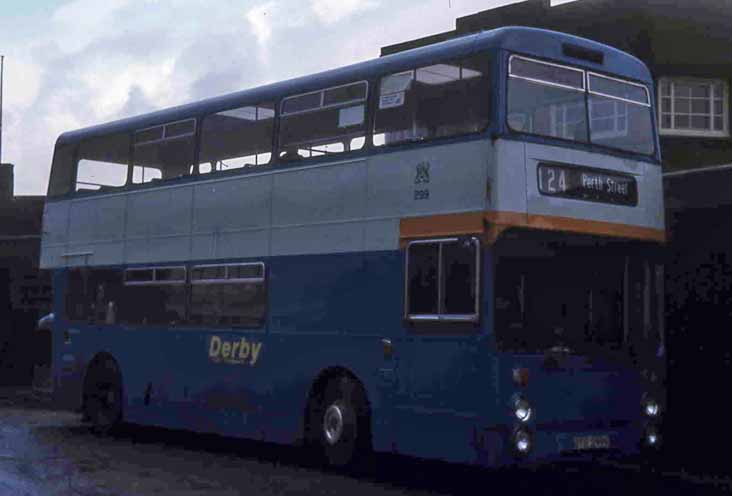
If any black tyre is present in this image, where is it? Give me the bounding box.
[309,375,370,468]
[83,357,123,434]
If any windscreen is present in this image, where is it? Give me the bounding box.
[495,255,624,353]
[494,235,664,358]
[507,55,655,156]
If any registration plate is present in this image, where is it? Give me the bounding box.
[538,163,637,206]
[573,435,611,451]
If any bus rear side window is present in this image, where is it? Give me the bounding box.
[199,104,274,173]
[66,268,124,324]
[374,54,491,147]
[74,133,131,193]
[279,81,367,161]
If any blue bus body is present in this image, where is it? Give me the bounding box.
[42,27,666,467]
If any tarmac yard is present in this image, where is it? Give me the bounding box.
[0,389,729,496]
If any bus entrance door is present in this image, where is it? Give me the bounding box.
[393,238,491,463]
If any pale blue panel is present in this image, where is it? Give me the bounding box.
[272,160,368,226]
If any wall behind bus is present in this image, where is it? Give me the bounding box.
[0,166,51,386]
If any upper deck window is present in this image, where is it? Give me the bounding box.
[374,54,491,147]
[507,55,655,156]
[507,56,588,142]
[132,119,197,184]
[588,73,653,155]
[74,133,131,193]
[279,81,367,161]
[509,56,584,91]
[658,78,729,138]
[199,103,274,173]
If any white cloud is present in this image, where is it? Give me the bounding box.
[2,58,42,109]
[246,2,276,46]
[310,0,379,25]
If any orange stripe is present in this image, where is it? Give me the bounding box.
[485,210,665,243]
[399,212,485,240]
[526,213,666,243]
[399,210,666,244]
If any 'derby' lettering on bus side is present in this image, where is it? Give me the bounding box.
[208,336,262,366]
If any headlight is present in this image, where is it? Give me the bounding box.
[514,396,532,423]
[643,397,660,418]
[644,424,661,447]
[514,429,532,454]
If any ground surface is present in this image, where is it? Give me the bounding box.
[0,388,729,496]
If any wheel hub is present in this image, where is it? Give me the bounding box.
[323,404,344,445]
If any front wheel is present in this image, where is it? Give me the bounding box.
[83,358,123,434]
[310,376,369,468]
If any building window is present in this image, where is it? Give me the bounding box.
[405,237,480,322]
[659,78,729,137]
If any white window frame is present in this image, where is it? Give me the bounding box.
[658,77,729,138]
[191,262,265,285]
[508,54,586,92]
[404,237,481,323]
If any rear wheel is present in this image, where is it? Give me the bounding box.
[309,375,369,468]
[83,357,123,434]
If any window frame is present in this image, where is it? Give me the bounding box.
[506,53,657,158]
[657,77,730,138]
[198,102,275,173]
[135,119,197,146]
[189,261,267,330]
[587,71,651,107]
[190,262,266,285]
[508,54,586,93]
[280,81,369,117]
[123,266,187,286]
[373,54,493,149]
[404,237,481,324]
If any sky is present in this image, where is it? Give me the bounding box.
[0,0,531,195]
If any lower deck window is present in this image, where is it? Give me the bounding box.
[190,263,266,328]
[65,266,187,326]
[120,284,187,326]
[406,238,480,321]
[120,267,187,326]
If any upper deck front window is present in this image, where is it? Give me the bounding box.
[507,55,655,157]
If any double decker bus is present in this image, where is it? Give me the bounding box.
[41,26,666,468]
